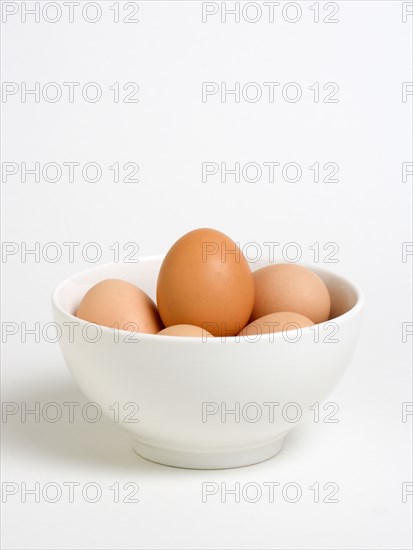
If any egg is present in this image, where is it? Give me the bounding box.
[76,279,163,333]
[158,324,213,337]
[251,264,330,324]
[156,228,254,337]
[238,311,314,337]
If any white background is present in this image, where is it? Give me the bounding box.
[1,1,412,548]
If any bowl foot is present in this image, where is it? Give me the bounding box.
[131,437,285,469]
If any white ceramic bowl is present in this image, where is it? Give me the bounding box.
[52,256,363,469]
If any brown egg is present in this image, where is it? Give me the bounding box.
[76,279,163,333]
[239,311,314,337]
[251,264,330,324]
[158,324,213,338]
[156,228,254,337]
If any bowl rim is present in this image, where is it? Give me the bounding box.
[51,255,364,343]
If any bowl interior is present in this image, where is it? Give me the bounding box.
[54,256,361,323]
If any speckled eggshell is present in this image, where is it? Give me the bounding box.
[76,279,163,334]
[251,264,330,324]
[156,228,254,337]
